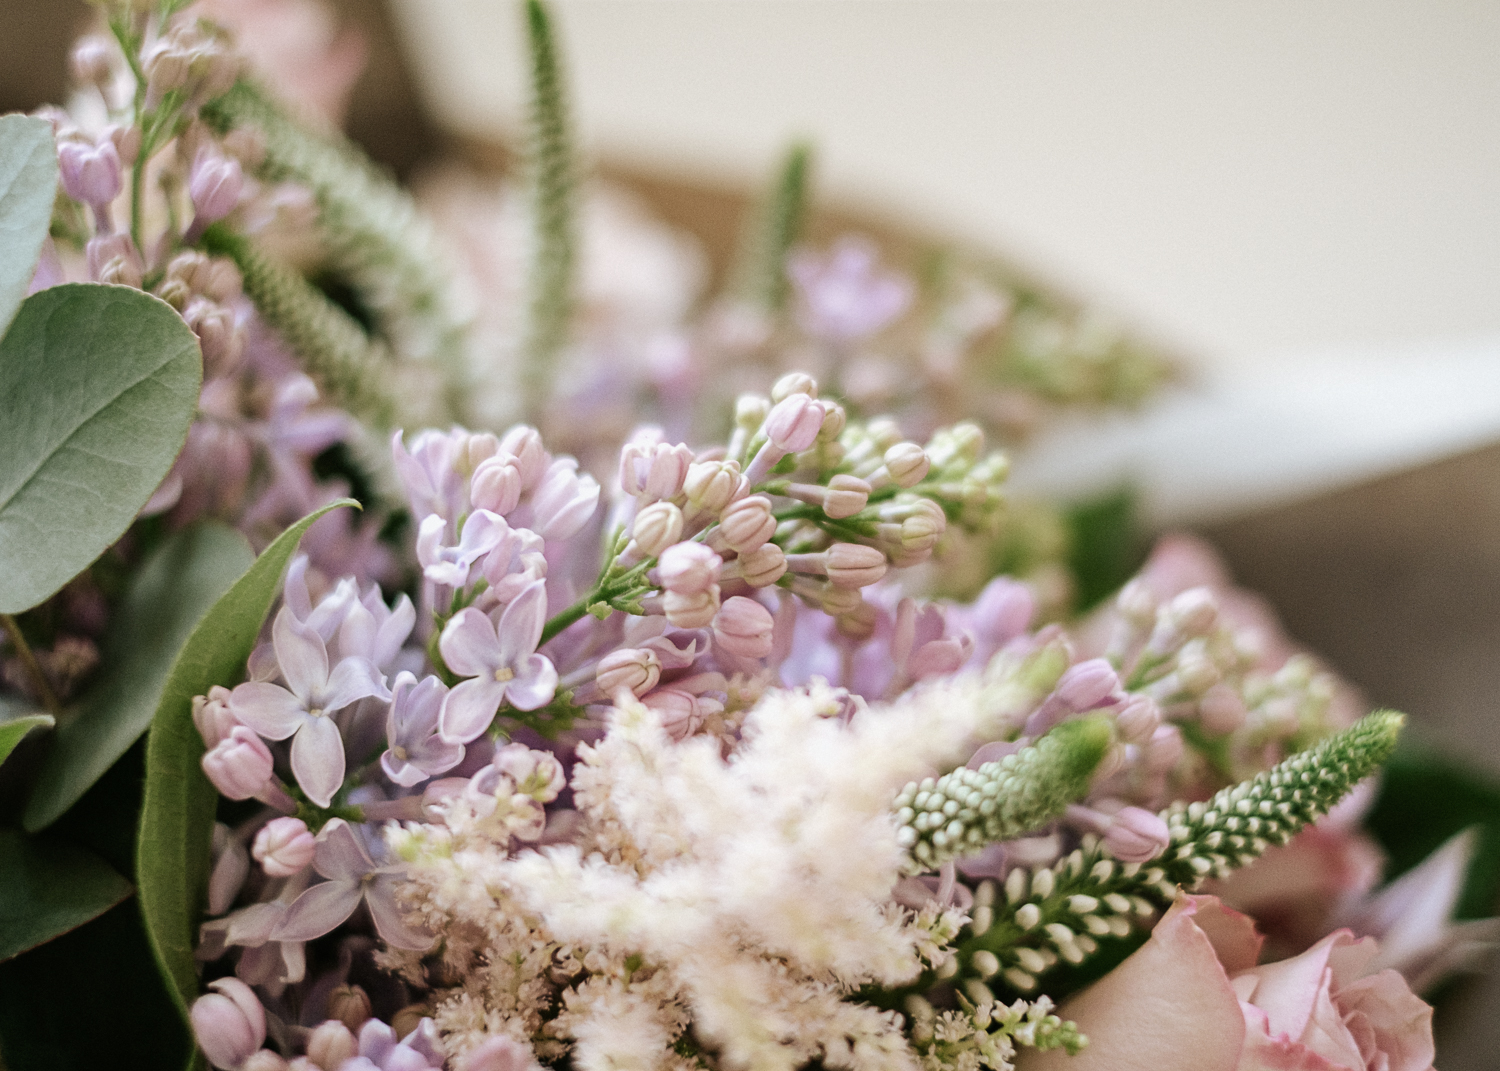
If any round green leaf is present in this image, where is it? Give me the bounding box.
[0,830,133,962]
[0,114,58,337]
[22,523,255,832]
[137,500,355,1019]
[0,283,203,613]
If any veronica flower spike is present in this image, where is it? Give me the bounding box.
[228,608,390,807]
[437,580,558,744]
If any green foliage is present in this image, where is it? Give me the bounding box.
[0,712,52,770]
[0,114,57,338]
[520,0,579,416]
[136,500,355,1022]
[22,524,254,832]
[1366,745,1500,921]
[0,283,202,614]
[895,716,1114,871]
[0,829,132,962]
[201,224,396,425]
[1062,486,1144,613]
[731,142,812,311]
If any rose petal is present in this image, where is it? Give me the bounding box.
[291,715,346,808]
[1190,896,1265,974]
[274,879,362,942]
[1235,929,1344,1044]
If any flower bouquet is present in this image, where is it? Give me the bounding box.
[1,3,1494,1070]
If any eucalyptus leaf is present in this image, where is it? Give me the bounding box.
[0,829,133,962]
[0,283,202,614]
[0,114,57,337]
[137,500,356,1019]
[0,711,53,769]
[22,524,253,832]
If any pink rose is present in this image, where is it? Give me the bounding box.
[1018,894,1436,1071]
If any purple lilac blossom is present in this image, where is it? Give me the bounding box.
[437,581,558,743]
[275,819,432,950]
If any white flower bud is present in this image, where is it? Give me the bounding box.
[305,1020,357,1070]
[499,425,548,489]
[663,586,720,629]
[471,454,523,515]
[714,596,775,659]
[733,543,787,587]
[657,541,722,594]
[771,372,818,402]
[823,543,888,589]
[192,685,239,748]
[70,36,113,87]
[683,460,747,518]
[882,442,931,488]
[595,648,662,697]
[252,817,315,877]
[201,727,273,800]
[734,393,770,431]
[824,474,870,519]
[716,495,776,553]
[630,501,685,558]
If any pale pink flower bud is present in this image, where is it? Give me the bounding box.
[836,599,879,640]
[70,36,113,87]
[1103,806,1172,863]
[105,123,142,167]
[457,432,501,474]
[201,726,273,801]
[193,685,240,748]
[596,648,662,696]
[716,495,776,553]
[1167,587,1218,637]
[471,454,523,515]
[241,1051,289,1071]
[499,425,548,489]
[683,460,747,518]
[190,978,265,1071]
[822,543,888,588]
[184,298,244,375]
[1116,578,1157,623]
[190,152,244,223]
[734,393,770,431]
[1198,683,1247,735]
[143,40,191,103]
[734,543,787,587]
[620,440,694,499]
[305,1020,357,1070]
[530,458,600,541]
[327,985,372,1032]
[1056,658,1119,712]
[1144,724,1185,773]
[657,541,722,595]
[823,474,871,519]
[251,817,316,877]
[817,402,847,442]
[771,372,818,402]
[460,1035,534,1071]
[764,393,826,453]
[630,501,684,557]
[883,442,931,488]
[643,688,701,740]
[57,138,122,207]
[714,596,775,659]
[1176,646,1221,695]
[1114,695,1161,745]
[492,743,566,802]
[86,232,144,288]
[664,586,720,629]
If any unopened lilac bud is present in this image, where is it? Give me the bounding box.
[928,421,985,469]
[882,442,930,488]
[70,36,113,88]
[190,978,265,1070]
[823,543,888,589]
[1114,695,1161,745]
[190,152,244,223]
[252,817,315,877]
[500,425,548,489]
[713,596,775,659]
[1167,587,1218,637]
[657,541,721,595]
[202,726,273,800]
[818,403,847,443]
[144,39,191,103]
[1056,658,1119,712]
[471,454,522,515]
[1116,578,1157,624]
[242,1050,289,1071]
[184,298,244,375]
[106,123,142,167]
[85,232,144,288]
[193,685,239,747]
[716,495,775,553]
[1175,645,1221,695]
[58,138,122,207]
[734,543,787,587]
[771,372,818,402]
[764,393,826,453]
[460,1035,533,1071]
[644,688,701,740]
[823,474,871,519]
[621,440,694,500]
[735,393,770,431]
[222,127,267,168]
[306,1020,357,1070]
[1143,724,1184,773]
[630,501,684,557]
[1103,806,1171,863]
[1198,682,1247,735]
[596,648,662,697]
[663,586,720,629]
[327,985,372,1032]
[531,458,600,540]
[456,432,501,475]
[835,598,879,641]
[683,460,747,518]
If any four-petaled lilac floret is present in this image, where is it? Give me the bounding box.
[382,671,464,786]
[275,819,432,950]
[438,581,558,744]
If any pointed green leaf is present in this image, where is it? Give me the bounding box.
[0,711,53,769]
[0,830,133,962]
[23,524,255,831]
[0,114,57,337]
[137,500,356,1018]
[0,283,203,613]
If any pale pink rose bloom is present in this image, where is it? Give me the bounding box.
[1018,894,1436,1071]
